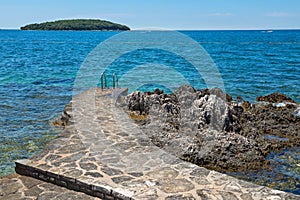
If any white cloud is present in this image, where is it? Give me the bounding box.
[266,12,296,17]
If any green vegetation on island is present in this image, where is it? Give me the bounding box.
[20,19,130,31]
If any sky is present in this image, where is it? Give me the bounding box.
[0,0,299,30]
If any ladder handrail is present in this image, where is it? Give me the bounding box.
[100,72,118,89]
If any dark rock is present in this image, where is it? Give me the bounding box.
[237,96,243,102]
[79,162,97,171]
[45,155,62,162]
[196,189,212,200]
[242,101,251,110]
[165,194,196,200]
[111,176,133,184]
[128,172,143,177]
[189,168,210,177]
[119,85,300,172]
[241,106,299,153]
[256,92,295,103]
[174,130,266,171]
[154,88,164,95]
[51,103,72,127]
[85,172,103,178]
[51,102,72,127]
[101,166,123,176]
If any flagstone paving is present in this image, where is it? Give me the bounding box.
[1,88,299,199]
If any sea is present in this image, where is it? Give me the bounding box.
[0,30,299,194]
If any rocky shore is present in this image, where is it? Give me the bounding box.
[117,85,300,173]
[4,87,298,199]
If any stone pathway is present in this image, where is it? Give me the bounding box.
[1,88,299,199]
[0,173,98,200]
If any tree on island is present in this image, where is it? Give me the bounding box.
[20,19,130,31]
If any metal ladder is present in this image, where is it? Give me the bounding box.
[99,72,118,89]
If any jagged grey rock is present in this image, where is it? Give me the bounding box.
[119,85,267,171]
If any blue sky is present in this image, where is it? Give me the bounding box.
[1,0,299,30]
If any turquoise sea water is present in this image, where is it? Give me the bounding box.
[0,30,299,193]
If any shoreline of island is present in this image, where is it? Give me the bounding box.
[20,19,130,31]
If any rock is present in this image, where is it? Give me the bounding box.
[209,87,233,102]
[119,85,268,171]
[242,101,251,110]
[256,93,295,103]
[164,130,266,171]
[239,101,300,142]
[127,91,144,114]
[292,107,300,118]
[51,102,72,127]
[118,85,300,172]
[193,94,233,132]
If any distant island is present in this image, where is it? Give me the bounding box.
[20,19,130,31]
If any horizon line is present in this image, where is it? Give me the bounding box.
[1,28,300,31]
